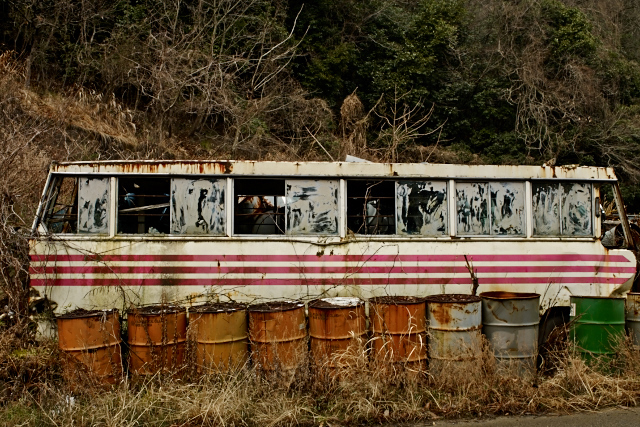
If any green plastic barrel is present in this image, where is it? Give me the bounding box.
[570,296,625,361]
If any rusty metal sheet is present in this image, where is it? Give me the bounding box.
[396,181,447,236]
[562,182,592,236]
[490,182,525,235]
[456,182,489,235]
[532,182,561,235]
[50,161,618,181]
[78,177,110,234]
[286,180,339,235]
[171,178,225,235]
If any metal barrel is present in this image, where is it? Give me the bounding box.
[571,296,625,360]
[480,291,540,373]
[127,305,187,375]
[308,297,366,370]
[425,294,482,373]
[626,292,640,347]
[189,303,248,373]
[248,301,307,373]
[57,309,122,386]
[369,296,427,368]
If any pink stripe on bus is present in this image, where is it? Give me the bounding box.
[30,253,631,263]
[29,265,637,275]
[31,275,628,287]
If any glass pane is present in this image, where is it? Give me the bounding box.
[171,178,225,235]
[562,182,592,236]
[396,181,447,236]
[78,177,110,234]
[456,182,489,235]
[532,182,561,236]
[286,180,339,235]
[490,182,525,235]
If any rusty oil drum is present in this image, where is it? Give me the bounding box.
[189,303,248,372]
[625,292,640,348]
[369,296,427,367]
[308,297,366,369]
[480,291,540,373]
[127,305,187,375]
[249,301,307,372]
[425,294,482,372]
[57,309,123,385]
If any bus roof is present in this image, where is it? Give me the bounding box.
[48,160,617,181]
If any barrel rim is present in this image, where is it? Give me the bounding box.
[425,294,481,303]
[248,300,305,313]
[480,291,540,300]
[369,295,427,305]
[189,302,247,313]
[570,295,626,300]
[309,297,364,309]
[57,308,119,319]
[127,305,186,315]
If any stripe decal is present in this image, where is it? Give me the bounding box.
[30,253,634,287]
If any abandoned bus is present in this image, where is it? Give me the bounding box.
[29,161,637,319]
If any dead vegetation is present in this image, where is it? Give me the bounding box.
[2,330,640,426]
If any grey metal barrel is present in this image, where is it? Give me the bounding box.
[626,292,640,347]
[480,291,540,374]
[426,294,482,373]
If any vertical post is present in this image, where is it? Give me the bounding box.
[109,177,117,237]
[449,179,456,237]
[339,179,346,238]
[525,180,533,238]
[226,177,233,237]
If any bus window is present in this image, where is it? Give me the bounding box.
[171,178,225,235]
[347,180,395,235]
[78,177,110,234]
[532,182,561,235]
[456,182,489,235]
[117,177,170,234]
[234,179,285,234]
[396,181,447,236]
[533,182,592,236]
[562,182,592,236]
[490,182,525,235]
[43,176,78,233]
[286,180,339,235]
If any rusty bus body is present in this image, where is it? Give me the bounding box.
[29,161,637,318]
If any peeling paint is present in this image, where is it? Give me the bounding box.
[397,181,447,235]
[171,179,225,235]
[562,183,592,236]
[78,177,109,234]
[456,183,489,235]
[532,183,561,235]
[286,180,339,235]
[491,182,525,235]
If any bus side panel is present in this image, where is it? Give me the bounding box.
[29,238,635,313]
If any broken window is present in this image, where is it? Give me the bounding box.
[491,182,525,235]
[117,177,170,234]
[43,176,78,233]
[286,180,339,235]
[456,182,489,235]
[533,182,592,236]
[562,183,592,236]
[396,181,447,236]
[234,179,285,234]
[456,182,525,236]
[78,177,110,234]
[347,180,395,235]
[171,178,225,235]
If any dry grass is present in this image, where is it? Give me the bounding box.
[2,332,640,426]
